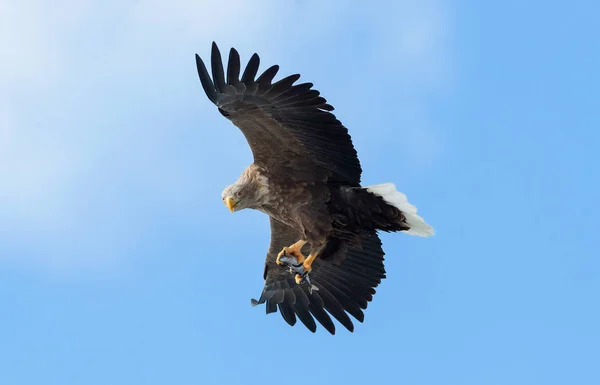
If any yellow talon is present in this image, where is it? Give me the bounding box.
[302,253,317,274]
[276,248,289,266]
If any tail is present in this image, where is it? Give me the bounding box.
[364,183,434,237]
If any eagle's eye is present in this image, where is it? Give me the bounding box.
[236,191,242,197]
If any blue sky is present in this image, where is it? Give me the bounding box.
[1,0,599,384]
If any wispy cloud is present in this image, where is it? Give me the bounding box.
[0,0,450,271]
[345,1,450,171]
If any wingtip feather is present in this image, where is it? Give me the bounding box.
[227,48,241,85]
[210,42,226,92]
[241,53,260,85]
[195,54,217,103]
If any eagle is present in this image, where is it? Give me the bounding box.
[195,42,433,334]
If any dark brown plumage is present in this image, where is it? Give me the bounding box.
[195,42,433,334]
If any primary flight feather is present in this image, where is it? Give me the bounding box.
[195,42,433,334]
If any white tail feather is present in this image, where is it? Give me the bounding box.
[365,183,434,237]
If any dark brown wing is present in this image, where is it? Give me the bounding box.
[195,42,362,185]
[251,217,387,334]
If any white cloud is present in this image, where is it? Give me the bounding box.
[0,0,450,271]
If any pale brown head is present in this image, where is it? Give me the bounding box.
[221,165,269,212]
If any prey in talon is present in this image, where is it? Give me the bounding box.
[274,238,322,286]
[275,250,317,293]
[276,240,312,285]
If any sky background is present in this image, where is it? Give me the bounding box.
[1,0,599,384]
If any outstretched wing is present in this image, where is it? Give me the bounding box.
[195,42,362,185]
[251,217,386,334]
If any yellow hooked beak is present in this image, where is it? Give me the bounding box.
[224,196,237,212]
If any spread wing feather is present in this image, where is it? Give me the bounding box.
[251,217,386,334]
[195,42,362,185]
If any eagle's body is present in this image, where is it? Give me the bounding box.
[196,43,434,334]
[236,164,412,255]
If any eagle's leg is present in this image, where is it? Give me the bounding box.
[294,244,324,285]
[276,239,307,266]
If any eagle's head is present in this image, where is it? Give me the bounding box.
[221,165,269,213]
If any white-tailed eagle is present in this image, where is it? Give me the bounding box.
[195,43,433,334]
